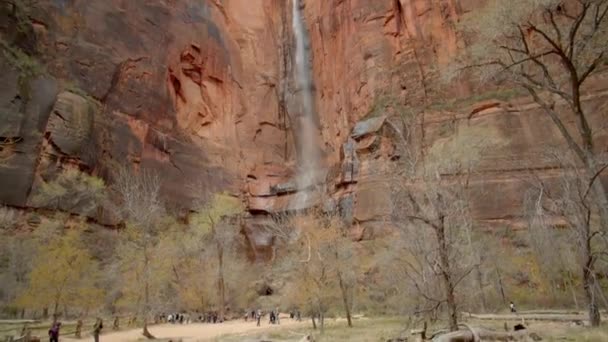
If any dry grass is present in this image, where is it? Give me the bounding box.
[216,316,608,342]
[216,317,406,342]
[526,322,608,342]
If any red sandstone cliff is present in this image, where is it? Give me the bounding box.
[1,0,607,260]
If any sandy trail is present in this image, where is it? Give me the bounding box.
[65,319,306,342]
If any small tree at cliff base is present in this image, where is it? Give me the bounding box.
[16,227,103,321]
[190,193,243,322]
[273,209,358,331]
[31,168,106,216]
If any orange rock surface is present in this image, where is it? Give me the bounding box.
[1,0,607,260]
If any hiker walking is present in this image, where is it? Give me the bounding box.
[48,322,61,342]
[93,318,103,342]
[256,309,262,327]
[510,301,517,313]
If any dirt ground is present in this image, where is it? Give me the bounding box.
[63,318,306,342]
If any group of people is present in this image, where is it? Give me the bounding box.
[164,312,191,324]
[197,312,222,323]
[160,311,224,324]
[246,307,301,327]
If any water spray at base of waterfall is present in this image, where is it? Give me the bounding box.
[291,0,323,210]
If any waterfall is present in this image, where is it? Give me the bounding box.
[291,0,322,209]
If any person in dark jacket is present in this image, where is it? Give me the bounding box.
[93,318,103,342]
[48,322,61,342]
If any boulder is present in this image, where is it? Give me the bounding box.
[46,91,95,157]
[354,179,392,222]
[351,116,387,140]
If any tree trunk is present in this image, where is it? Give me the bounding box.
[475,266,486,313]
[338,273,353,327]
[311,314,317,329]
[568,274,579,310]
[142,244,155,339]
[583,264,601,327]
[435,221,458,332]
[52,300,59,323]
[582,224,601,327]
[590,173,608,233]
[496,267,507,305]
[320,311,324,333]
[217,242,226,322]
[75,320,83,338]
[549,279,559,304]
[142,319,154,339]
[594,280,608,312]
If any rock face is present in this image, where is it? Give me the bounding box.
[1,0,607,261]
[1,0,292,210]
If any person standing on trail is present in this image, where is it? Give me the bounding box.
[256,309,262,327]
[48,322,61,342]
[510,301,516,313]
[93,318,103,342]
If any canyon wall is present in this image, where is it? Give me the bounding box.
[1,0,607,260]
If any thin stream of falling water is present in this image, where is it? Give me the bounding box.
[292,0,322,209]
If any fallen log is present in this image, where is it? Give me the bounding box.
[432,327,541,342]
[463,312,585,323]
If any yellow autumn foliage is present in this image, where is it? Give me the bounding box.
[15,228,103,315]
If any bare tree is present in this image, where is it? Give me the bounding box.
[112,166,164,338]
[524,149,608,326]
[324,215,357,328]
[452,0,608,232]
[393,175,478,332]
[389,111,506,330]
[525,189,581,308]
